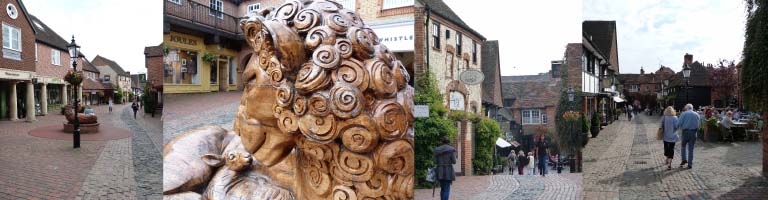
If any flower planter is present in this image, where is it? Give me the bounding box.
[591,126,600,138]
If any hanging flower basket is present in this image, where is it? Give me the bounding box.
[64,71,83,85]
[562,111,581,122]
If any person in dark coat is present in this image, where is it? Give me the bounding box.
[131,101,139,119]
[433,137,455,200]
[517,151,527,175]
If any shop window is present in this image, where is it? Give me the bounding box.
[51,49,61,66]
[2,23,22,60]
[165,49,199,84]
[209,0,224,19]
[229,58,235,85]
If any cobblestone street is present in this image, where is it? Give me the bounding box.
[414,173,582,200]
[583,113,768,200]
[0,104,162,199]
[162,91,241,141]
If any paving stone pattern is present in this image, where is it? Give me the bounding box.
[414,173,581,200]
[122,107,162,199]
[583,113,768,200]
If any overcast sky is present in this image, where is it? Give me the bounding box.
[584,0,746,74]
[442,0,583,76]
[24,0,162,74]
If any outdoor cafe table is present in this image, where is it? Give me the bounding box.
[731,121,749,141]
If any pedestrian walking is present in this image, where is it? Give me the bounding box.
[660,106,679,170]
[108,98,113,114]
[131,101,139,119]
[628,105,634,121]
[535,134,549,177]
[527,152,535,175]
[676,103,701,169]
[507,149,517,175]
[517,151,527,175]
[433,137,456,200]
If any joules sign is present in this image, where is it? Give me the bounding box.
[169,35,198,46]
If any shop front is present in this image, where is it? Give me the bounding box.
[32,76,67,115]
[371,20,415,86]
[163,32,239,94]
[0,68,35,121]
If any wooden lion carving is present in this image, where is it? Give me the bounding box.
[233,0,415,199]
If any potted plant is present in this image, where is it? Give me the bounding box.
[203,53,217,64]
[705,118,720,142]
[581,114,590,147]
[591,113,601,138]
[64,70,83,85]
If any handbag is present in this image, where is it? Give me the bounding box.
[426,167,436,182]
[657,117,664,140]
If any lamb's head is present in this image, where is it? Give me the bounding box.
[201,148,255,172]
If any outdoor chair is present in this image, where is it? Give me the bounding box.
[721,125,736,142]
[747,120,763,141]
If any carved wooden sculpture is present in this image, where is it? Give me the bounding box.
[63,105,98,124]
[235,0,414,199]
[162,0,414,199]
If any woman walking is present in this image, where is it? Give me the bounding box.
[434,137,456,200]
[661,106,679,170]
[507,150,517,175]
[517,151,527,175]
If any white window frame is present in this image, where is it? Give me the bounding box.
[382,0,413,10]
[455,33,462,55]
[209,0,224,19]
[51,49,61,66]
[247,3,261,13]
[431,22,440,49]
[3,23,22,51]
[542,112,548,124]
[522,109,542,125]
[168,0,182,5]
[336,0,355,10]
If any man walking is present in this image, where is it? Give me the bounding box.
[108,98,113,114]
[434,137,455,200]
[131,100,139,119]
[676,103,700,169]
[535,134,550,177]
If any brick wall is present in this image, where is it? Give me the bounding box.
[145,54,163,90]
[513,106,557,136]
[35,43,71,78]
[0,0,36,72]
[565,43,582,91]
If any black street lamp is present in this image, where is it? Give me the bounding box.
[567,87,578,173]
[683,64,691,106]
[67,36,81,148]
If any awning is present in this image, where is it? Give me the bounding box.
[496,138,512,148]
[613,96,626,102]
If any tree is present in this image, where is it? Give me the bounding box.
[708,60,737,106]
[414,72,457,187]
[142,83,156,114]
[473,117,502,175]
[742,0,768,177]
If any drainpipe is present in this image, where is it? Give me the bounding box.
[425,5,431,77]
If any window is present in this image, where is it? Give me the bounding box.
[630,85,639,92]
[51,49,61,66]
[382,0,413,9]
[449,91,465,111]
[209,0,223,19]
[456,33,462,55]
[472,41,477,64]
[522,109,542,125]
[247,3,261,13]
[503,98,514,107]
[168,0,181,5]
[336,0,355,10]
[542,112,548,124]
[165,49,200,84]
[445,29,450,39]
[104,75,111,82]
[431,22,440,49]
[2,23,22,60]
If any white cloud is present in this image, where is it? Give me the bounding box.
[442,0,583,76]
[23,0,163,74]
[584,0,746,74]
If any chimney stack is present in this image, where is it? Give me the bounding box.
[551,60,562,78]
[684,53,693,65]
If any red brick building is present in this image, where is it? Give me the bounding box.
[502,71,561,152]
[144,45,163,109]
[0,0,38,121]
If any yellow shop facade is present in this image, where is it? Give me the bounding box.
[162,32,240,94]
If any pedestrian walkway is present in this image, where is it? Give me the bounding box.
[414,173,581,200]
[0,103,162,199]
[162,91,240,143]
[583,113,768,200]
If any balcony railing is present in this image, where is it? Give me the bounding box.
[165,0,241,35]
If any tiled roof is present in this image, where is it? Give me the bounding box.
[144,45,163,57]
[28,14,69,51]
[669,61,710,87]
[82,78,112,90]
[501,77,561,109]
[501,73,551,82]
[93,55,130,76]
[583,21,618,71]
[417,0,486,40]
[481,40,502,106]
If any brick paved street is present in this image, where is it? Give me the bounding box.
[163,91,241,141]
[414,173,582,200]
[583,113,768,200]
[0,103,162,199]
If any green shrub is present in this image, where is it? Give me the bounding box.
[591,113,600,127]
[414,72,457,188]
[114,92,123,104]
[473,117,502,175]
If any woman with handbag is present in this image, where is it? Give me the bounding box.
[660,106,679,170]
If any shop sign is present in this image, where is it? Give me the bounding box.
[0,69,31,80]
[459,69,484,85]
[170,35,198,46]
[371,22,414,52]
[414,105,429,118]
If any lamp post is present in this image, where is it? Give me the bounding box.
[683,64,691,107]
[67,36,81,148]
[567,87,578,173]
